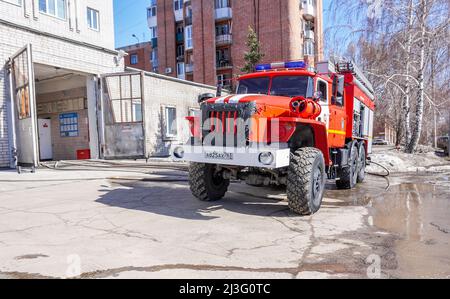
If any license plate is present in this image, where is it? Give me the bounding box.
[204,151,234,160]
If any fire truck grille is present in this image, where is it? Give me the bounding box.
[201,102,256,147]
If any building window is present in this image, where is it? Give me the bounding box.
[173,0,182,11]
[177,62,185,76]
[164,107,177,138]
[130,54,139,65]
[216,48,231,67]
[217,73,232,89]
[186,5,192,17]
[149,26,157,39]
[215,24,230,36]
[87,7,99,31]
[215,0,230,9]
[2,0,22,6]
[151,49,158,62]
[39,0,67,20]
[111,99,143,123]
[185,26,193,49]
[147,2,157,18]
[302,0,316,8]
[304,40,315,56]
[176,44,184,58]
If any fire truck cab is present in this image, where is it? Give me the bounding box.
[173,60,375,215]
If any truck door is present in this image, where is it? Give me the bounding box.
[8,44,39,168]
[316,78,330,128]
[100,72,145,159]
[328,75,347,148]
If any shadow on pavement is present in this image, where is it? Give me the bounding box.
[95,176,380,220]
[96,179,295,220]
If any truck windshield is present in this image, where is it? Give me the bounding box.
[237,76,313,98]
[236,77,270,95]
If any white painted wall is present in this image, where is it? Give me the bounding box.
[0,0,115,49]
[142,72,222,157]
[0,0,123,167]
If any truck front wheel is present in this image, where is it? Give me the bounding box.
[189,163,230,201]
[287,148,326,215]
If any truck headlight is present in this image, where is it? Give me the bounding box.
[259,152,274,165]
[173,147,185,159]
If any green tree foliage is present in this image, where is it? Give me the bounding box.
[241,27,265,73]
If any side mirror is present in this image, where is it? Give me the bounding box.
[313,91,323,102]
[198,93,215,104]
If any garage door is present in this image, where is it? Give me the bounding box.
[101,72,145,159]
[8,44,39,168]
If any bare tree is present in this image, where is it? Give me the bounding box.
[326,0,450,153]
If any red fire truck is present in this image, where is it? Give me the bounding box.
[173,60,375,215]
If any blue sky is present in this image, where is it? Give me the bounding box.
[114,0,337,51]
[114,0,151,48]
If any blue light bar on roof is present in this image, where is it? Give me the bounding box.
[255,61,307,71]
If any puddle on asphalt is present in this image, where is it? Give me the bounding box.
[370,182,450,278]
[324,174,450,278]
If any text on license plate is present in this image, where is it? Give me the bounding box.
[205,152,234,160]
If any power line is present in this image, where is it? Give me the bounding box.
[114,0,145,18]
[116,18,148,35]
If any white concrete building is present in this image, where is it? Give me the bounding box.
[0,0,219,170]
[0,0,123,169]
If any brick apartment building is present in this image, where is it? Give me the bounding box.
[147,0,324,89]
[117,41,155,72]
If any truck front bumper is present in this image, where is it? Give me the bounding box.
[172,145,291,169]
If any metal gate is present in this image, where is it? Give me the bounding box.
[8,44,39,168]
[101,72,145,159]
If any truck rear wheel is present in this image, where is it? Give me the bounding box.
[357,143,366,183]
[188,163,230,201]
[336,142,358,190]
[287,148,326,216]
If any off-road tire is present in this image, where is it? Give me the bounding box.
[287,147,326,216]
[357,143,366,183]
[189,163,230,201]
[336,142,358,190]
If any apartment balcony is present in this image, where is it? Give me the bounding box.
[148,16,157,28]
[151,37,158,48]
[215,34,232,46]
[216,59,233,70]
[185,16,192,25]
[147,2,157,28]
[185,63,194,73]
[176,32,184,43]
[176,55,185,62]
[301,0,316,20]
[215,7,232,21]
[174,9,183,22]
[304,30,315,40]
